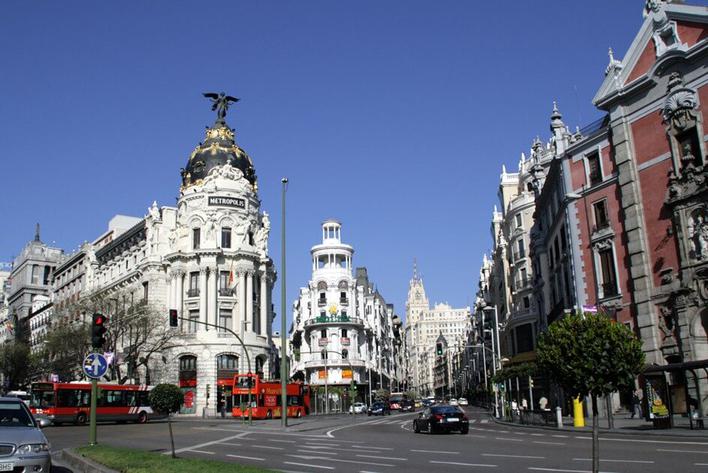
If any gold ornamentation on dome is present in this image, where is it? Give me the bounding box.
[328,305,338,315]
[205,126,234,141]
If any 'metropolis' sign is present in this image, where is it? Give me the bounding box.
[208,196,246,209]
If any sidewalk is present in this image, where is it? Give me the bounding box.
[491,411,708,437]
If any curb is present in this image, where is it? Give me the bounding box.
[61,448,119,473]
[488,413,708,437]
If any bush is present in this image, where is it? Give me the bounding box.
[149,384,184,415]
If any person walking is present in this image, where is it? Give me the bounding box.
[631,389,642,419]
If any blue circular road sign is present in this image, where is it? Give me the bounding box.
[83,353,108,379]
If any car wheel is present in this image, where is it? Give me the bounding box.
[460,427,469,435]
[266,410,273,419]
[413,421,420,433]
[53,422,62,426]
[137,411,148,424]
[368,412,371,416]
[75,413,87,426]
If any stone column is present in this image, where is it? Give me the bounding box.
[260,272,268,336]
[207,267,217,329]
[176,271,184,317]
[246,272,254,333]
[199,268,208,330]
[168,271,175,310]
[239,271,247,337]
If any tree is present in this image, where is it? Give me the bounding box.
[374,388,390,402]
[149,383,184,459]
[537,312,644,473]
[0,341,34,390]
[37,322,90,381]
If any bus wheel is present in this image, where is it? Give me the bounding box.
[266,410,273,419]
[75,413,87,426]
[137,411,148,424]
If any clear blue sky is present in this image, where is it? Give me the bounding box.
[1,1,653,326]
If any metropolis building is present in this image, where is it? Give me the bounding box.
[14,98,278,415]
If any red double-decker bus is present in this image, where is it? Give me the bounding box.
[29,382,161,425]
[231,373,309,419]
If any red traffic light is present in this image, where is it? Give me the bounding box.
[94,314,107,326]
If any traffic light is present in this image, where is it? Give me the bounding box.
[436,343,443,356]
[169,309,178,328]
[91,313,108,349]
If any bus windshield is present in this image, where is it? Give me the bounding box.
[30,388,55,408]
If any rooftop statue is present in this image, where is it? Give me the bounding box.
[203,92,239,122]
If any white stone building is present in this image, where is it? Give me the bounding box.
[404,264,470,397]
[288,220,400,406]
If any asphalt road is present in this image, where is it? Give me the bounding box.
[46,406,708,472]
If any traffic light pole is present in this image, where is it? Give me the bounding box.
[176,317,253,425]
[89,378,98,445]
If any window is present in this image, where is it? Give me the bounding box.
[321,329,327,338]
[598,247,618,298]
[43,266,51,285]
[143,282,149,302]
[217,354,238,370]
[517,239,525,259]
[321,350,328,360]
[515,213,523,229]
[341,328,347,338]
[587,152,602,186]
[593,200,609,230]
[516,324,534,353]
[179,355,197,372]
[188,272,199,297]
[342,349,348,359]
[219,310,232,331]
[193,228,201,250]
[219,271,230,294]
[523,296,530,309]
[31,265,39,284]
[248,232,254,246]
[188,310,199,333]
[221,227,232,249]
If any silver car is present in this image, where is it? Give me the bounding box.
[0,397,51,472]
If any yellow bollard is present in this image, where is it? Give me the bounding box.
[573,397,585,427]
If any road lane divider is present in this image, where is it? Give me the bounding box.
[227,454,265,461]
[430,460,497,467]
[411,449,460,454]
[284,461,334,470]
[572,458,654,464]
[482,454,545,459]
[356,454,408,461]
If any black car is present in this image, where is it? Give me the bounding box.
[368,402,391,416]
[400,399,415,412]
[413,405,469,434]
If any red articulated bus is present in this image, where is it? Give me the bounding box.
[29,382,162,425]
[231,373,309,419]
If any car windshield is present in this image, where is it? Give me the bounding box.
[372,403,385,408]
[431,406,462,415]
[0,402,35,427]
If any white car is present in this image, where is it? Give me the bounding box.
[449,399,459,406]
[458,398,469,406]
[349,402,367,414]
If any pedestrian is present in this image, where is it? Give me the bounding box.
[521,397,528,411]
[539,396,548,411]
[631,389,642,419]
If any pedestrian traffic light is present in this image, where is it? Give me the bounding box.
[91,313,108,349]
[436,343,443,356]
[169,309,178,328]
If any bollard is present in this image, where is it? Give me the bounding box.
[556,406,563,429]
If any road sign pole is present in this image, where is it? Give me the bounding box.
[89,378,98,445]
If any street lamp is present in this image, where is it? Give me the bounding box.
[280,177,288,428]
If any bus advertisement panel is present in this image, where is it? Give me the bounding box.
[29,382,162,425]
[231,373,307,419]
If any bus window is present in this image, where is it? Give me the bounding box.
[104,390,125,407]
[30,389,55,408]
[125,391,136,407]
[287,395,301,406]
[137,391,149,407]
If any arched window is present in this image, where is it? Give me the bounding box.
[217,354,238,370]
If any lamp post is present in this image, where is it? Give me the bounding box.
[280,177,288,428]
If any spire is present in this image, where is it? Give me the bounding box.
[605,47,623,76]
[413,258,419,281]
[550,101,565,131]
[34,223,41,243]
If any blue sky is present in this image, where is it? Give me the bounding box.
[1,1,651,325]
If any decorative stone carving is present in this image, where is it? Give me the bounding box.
[254,212,270,257]
[688,208,708,260]
[593,238,613,252]
[663,73,698,131]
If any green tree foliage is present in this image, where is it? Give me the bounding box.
[36,322,90,381]
[149,384,184,415]
[0,341,33,390]
[149,383,184,459]
[536,312,645,473]
[537,313,644,398]
[374,389,390,401]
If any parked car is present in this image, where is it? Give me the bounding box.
[421,398,434,408]
[458,398,469,406]
[349,402,367,414]
[0,396,52,472]
[368,402,391,416]
[413,405,469,434]
[400,399,415,412]
[449,398,459,406]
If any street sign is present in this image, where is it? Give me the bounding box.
[83,353,108,379]
[318,338,329,347]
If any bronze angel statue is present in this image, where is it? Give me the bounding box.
[203,92,239,121]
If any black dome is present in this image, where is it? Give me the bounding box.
[181,121,256,188]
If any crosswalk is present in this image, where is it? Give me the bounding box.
[366,417,489,425]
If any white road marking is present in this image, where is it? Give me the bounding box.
[481,419,489,423]
[288,454,395,467]
[302,445,339,449]
[572,458,654,464]
[188,449,215,455]
[530,433,545,436]
[495,437,523,442]
[356,454,407,461]
[468,434,489,439]
[218,442,242,446]
[657,448,708,453]
[469,419,477,423]
[297,450,338,456]
[254,445,285,450]
[170,432,248,455]
[532,441,565,445]
[695,463,708,466]
[351,445,395,451]
[270,439,297,444]
[360,471,383,473]
[411,449,459,454]
[284,461,334,470]
[575,436,591,440]
[227,454,265,461]
[604,438,708,446]
[483,453,545,459]
[552,435,569,438]
[528,468,619,473]
[430,460,497,467]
